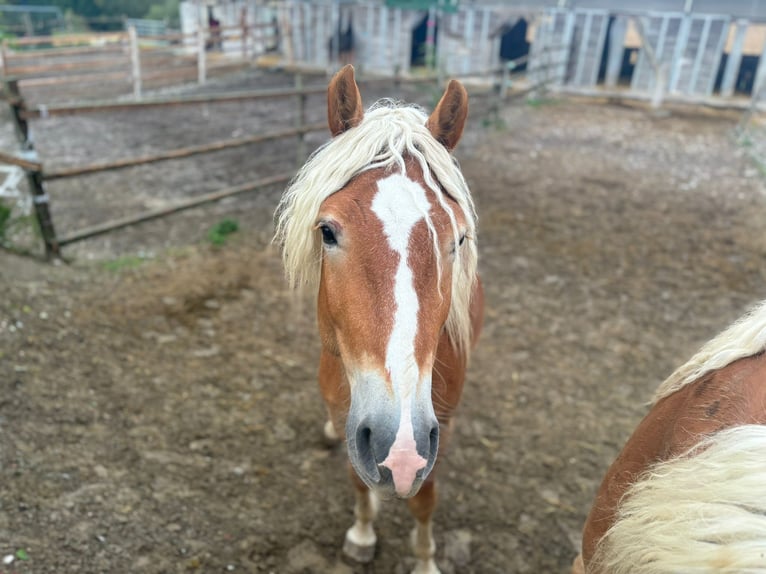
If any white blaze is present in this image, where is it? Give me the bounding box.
[371,173,431,496]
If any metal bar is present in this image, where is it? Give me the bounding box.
[605,15,627,87]
[557,11,576,85]
[588,14,609,87]
[574,12,593,86]
[480,8,491,77]
[721,19,747,98]
[20,85,327,119]
[688,16,712,94]
[751,32,766,102]
[393,7,403,74]
[464,8,475,76]
[669,14,692,92]
[706,18,730,96]
[45,124,325,181]
[57,173,292,247]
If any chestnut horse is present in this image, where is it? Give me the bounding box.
[275,66,483,573]
[573,300,766,574]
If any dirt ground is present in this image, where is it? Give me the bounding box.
[2,70,766,573]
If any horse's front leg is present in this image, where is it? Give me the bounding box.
[408,479,440,574]
[343,467,380,563]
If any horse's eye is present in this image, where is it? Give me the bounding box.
[320,224,337,246]
[459,234,466,247]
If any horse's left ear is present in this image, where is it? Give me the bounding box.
[327,65,364,136]
[427,79,468,151]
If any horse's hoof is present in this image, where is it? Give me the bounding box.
[343,535,376,563]
[411,560,441,574]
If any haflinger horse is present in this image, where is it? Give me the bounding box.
[573,300,766,574]
[274,65,483,573]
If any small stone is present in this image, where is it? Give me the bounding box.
[443,529,472,568]
[273,420,296,442]
[3,555,14,565]
[286,540,328,573]
[192,346,220,358]
[94,465,108,479]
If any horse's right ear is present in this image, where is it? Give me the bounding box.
[327,65,363,136]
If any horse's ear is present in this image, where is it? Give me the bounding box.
[327,65,363,136]
[427,80,468,151]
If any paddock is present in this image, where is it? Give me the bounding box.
[1,70,766,572]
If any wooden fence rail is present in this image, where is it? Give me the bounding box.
[18,85,327,118]
[44,123,325,180]
[57,173,293,247]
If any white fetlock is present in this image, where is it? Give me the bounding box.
[323,419,341,445]
[411,559,441,574]
[410,527,436,556]
[343,524,376,563]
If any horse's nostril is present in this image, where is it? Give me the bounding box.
[428,423,440,464]
[355,425,380,480]
[357,425,372,457]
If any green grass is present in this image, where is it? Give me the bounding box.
[207,218,239,247]
[101,255,147,272]
[526,96,559,109]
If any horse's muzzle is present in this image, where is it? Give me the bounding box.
[347,413,439,498]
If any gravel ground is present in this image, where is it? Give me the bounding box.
[1,71,766,573]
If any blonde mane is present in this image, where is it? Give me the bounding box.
[653,300,766,403]
[274,100,478,354]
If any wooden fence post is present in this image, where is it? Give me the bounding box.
[27,164,60,258]
[295,72,306,166]
[240,7,248,60]
[4,81,60,258]
[128,25,142,99]
[197,26,207,84]
[6,80,32,148]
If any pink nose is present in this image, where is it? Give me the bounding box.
[380,435,428,497]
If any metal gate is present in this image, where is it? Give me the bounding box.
[632,12,729,96]
[529,8,610,89]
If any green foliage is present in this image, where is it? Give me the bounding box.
[15,549,28,561]
[207,218,239,247]
[0,201,11,244]
[48,1,154,19]
[146,0,180,27]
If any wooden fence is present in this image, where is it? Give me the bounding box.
[0,50,550,259]
[0,22,278,102]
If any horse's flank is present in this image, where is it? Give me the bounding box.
[274,100,479,355]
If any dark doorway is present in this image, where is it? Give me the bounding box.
[499,18,529,70]
[411,12,438,67]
